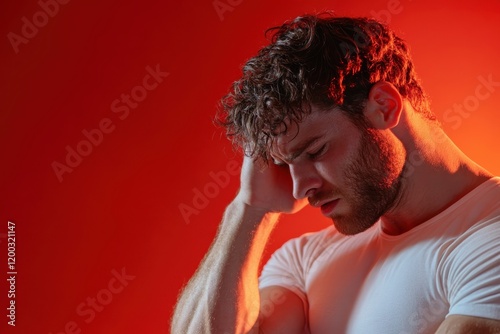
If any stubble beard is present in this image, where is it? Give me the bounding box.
[331,128,405,235]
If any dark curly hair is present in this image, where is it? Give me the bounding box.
[217,13,434,161]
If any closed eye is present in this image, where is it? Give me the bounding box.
[307,144,327,160]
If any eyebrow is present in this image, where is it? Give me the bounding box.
[280,135,322,164]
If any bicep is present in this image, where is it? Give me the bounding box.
[251,286,307,334]
[436,315,500,334]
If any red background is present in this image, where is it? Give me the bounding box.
[1,0,499,333]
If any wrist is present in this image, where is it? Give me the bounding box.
[225,196,281,230]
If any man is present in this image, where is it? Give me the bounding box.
[171,14,500,333]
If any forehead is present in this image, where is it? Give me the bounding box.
[270,106,357,156]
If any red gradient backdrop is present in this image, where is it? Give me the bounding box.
[1,0,499,333]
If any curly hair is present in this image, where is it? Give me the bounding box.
[217,13,434,161]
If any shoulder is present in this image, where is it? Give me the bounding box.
[269,225,338,263]
[267,222,381,272]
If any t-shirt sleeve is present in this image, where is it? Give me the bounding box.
[259,236,309,305]
[441,218,500,320]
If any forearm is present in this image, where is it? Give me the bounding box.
[171,199,280,334]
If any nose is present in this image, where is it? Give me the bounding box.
[289,163,322,200]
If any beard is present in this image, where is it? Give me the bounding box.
[314,127,406,235]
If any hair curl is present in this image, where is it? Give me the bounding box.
[217,13,433,161]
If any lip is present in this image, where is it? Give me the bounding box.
[320,199,340,216]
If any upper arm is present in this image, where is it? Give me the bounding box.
[436,315,500,334]
[250,286,307,334]
[439,219,500,330]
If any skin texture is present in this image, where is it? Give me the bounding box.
[271,108,406,235]
[171,81,498,333]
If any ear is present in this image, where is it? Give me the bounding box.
[364,81,403,129]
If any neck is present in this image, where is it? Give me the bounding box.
[381,114,493,235]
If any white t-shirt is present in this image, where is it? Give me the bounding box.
[259,177,500,334]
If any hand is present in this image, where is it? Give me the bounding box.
[236,155,308,214]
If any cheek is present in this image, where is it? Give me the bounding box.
[315,142,355,185]
[315,123,364,185]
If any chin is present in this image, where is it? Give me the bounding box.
[332,216,378,236]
